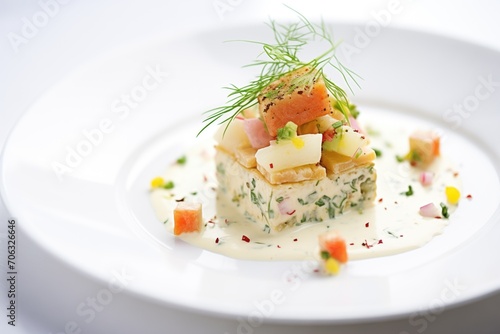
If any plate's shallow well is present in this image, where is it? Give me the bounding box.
[2,24,500,323]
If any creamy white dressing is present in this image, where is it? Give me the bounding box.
[150,118,461,261]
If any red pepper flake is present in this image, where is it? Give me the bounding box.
[293,238,298,242]
[215,237,219,244]
[241,235,250,243]
[361,239,372,249]
[365,222,370,228]
[378,239,383,244]
[466,194,473,199]
[277,245,281,248]
[453,171,459,177]
[269,163,274,169]
[349,242,354,246]
[286,210,296,216]
[400,234,404,238]
[378,198,384,203]
[203,175,208,182]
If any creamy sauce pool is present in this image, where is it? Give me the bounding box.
[150,119,461,261]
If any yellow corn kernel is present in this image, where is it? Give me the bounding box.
[324,257,341,275]
[291,136,304,149]
[151,176,164,188]
[445,186,460,205]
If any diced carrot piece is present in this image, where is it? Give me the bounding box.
[173,202,203,236]
[319,231,348,263]
[258,67,332,137]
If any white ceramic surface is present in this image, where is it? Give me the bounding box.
[2,24,500,323]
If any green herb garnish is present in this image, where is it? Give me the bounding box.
[354,148,363,159]
[176,155,187,165]
[396,155,406,163]
[199,6,360,135]
[276,121,298,142]
[373,148,382,157]
[332,120,343,129]
[401,185,414,196]
[315,198,325,207]
[333,100,360,119]
[440,202,450,218]
[320,250,330,260]
[163,181,175,190]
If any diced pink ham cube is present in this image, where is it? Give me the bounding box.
[243,118,274,149]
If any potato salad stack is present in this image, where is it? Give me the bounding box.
[201,11,377,234]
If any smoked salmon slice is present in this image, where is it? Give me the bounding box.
[258,67,332,137]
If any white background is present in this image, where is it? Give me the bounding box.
[1,0,500,333]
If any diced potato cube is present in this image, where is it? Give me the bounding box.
[255,134,322,174]
[257,163,326,185]
[298,115,340,135]
[234,147,257,168]
[321,147,376,175]
[214,118,251,152]
[408,130,440,165]
[322,126,369,157]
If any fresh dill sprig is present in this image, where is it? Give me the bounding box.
[198,7,361,136]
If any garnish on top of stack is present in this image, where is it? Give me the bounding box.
[199,7,359,137]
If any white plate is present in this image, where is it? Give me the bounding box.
[2,24,500,323]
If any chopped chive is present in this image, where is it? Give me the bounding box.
[400,185,413,196]
[315,198,325,207]
[332,120,343,129]
[440,202,450,218]
[320,250,330,260]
